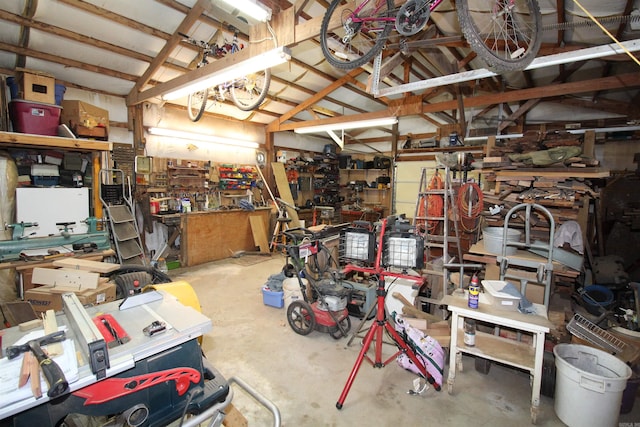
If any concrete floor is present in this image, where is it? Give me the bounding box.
[168,254,640,426]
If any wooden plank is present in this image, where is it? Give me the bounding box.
[52,258,120,273]
[32,267,99,290]
[222,403,248,427]
[0,131,112,151]
[271,162,300,228]
[43,309,63,356]
[0,249,115,271]
[583,130,596,158]
[19,352,31,388]
[249,215,270,254]
[495,168,610,178]
[29,353,42,399]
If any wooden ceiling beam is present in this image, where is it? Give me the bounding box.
[0,40,143,83]
[58,0,171,40]
[556,96,638,117]
[130,0,208,95]
[267,68,366,131]
[422,72,640,114]
[155,0,251,39]
[289,56,386,107]
[0,9,188,74]
[497,98,541,132]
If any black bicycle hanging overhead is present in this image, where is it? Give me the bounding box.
[179,27,271,122]
[320,0,542,73]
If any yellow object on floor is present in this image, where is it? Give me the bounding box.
[148,280,201,313]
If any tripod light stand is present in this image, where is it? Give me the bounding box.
[336,217,441,410]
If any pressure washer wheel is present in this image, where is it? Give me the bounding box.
[287,300,315,335]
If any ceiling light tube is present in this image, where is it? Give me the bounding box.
[294,117,398,134]
[163,46,291,101]
[148,127,259,149]
[218,0,272,22]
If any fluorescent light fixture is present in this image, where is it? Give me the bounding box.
[294,117,398,135]
[148,127,259,149]
[218,0,272,22]
[163,46,291,101]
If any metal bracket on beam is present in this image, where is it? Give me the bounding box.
[372,39,640,98]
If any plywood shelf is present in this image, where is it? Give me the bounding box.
[0,131,112,152]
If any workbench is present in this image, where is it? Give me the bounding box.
[443,292,552,424]
[0,289,230,426]
[154,207,271,266]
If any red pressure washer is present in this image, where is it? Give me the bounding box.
[281,228,352,339]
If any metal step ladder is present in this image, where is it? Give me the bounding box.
[99,169,146,265]
[413,164,480,306]
[413,165,462,266]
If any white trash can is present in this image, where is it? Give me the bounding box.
[553,343,632,427]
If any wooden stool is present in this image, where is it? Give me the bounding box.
[270,216,292,251]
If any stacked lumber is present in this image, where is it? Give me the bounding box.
[481,177,596,243]
[481,130,607,228]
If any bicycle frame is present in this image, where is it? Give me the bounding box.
[321,0,541,72]
[346,0,444,26]
[183,29,271,120]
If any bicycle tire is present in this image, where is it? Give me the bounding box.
[456,0,542,73]
[320,0,395,70]
[230,68,271,111]
[187,88,209,122]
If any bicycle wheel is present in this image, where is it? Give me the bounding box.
[187,88,208,122]
[320,0,395,70]
[230,68,271,111]
[456,0,542,73]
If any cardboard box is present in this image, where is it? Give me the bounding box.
[25,282,116,313]
[60,100,109,133]
[17,69,56,105]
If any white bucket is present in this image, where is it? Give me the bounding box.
[283,277,305,310]
[553,343,632,427]
[482,227,521,255]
